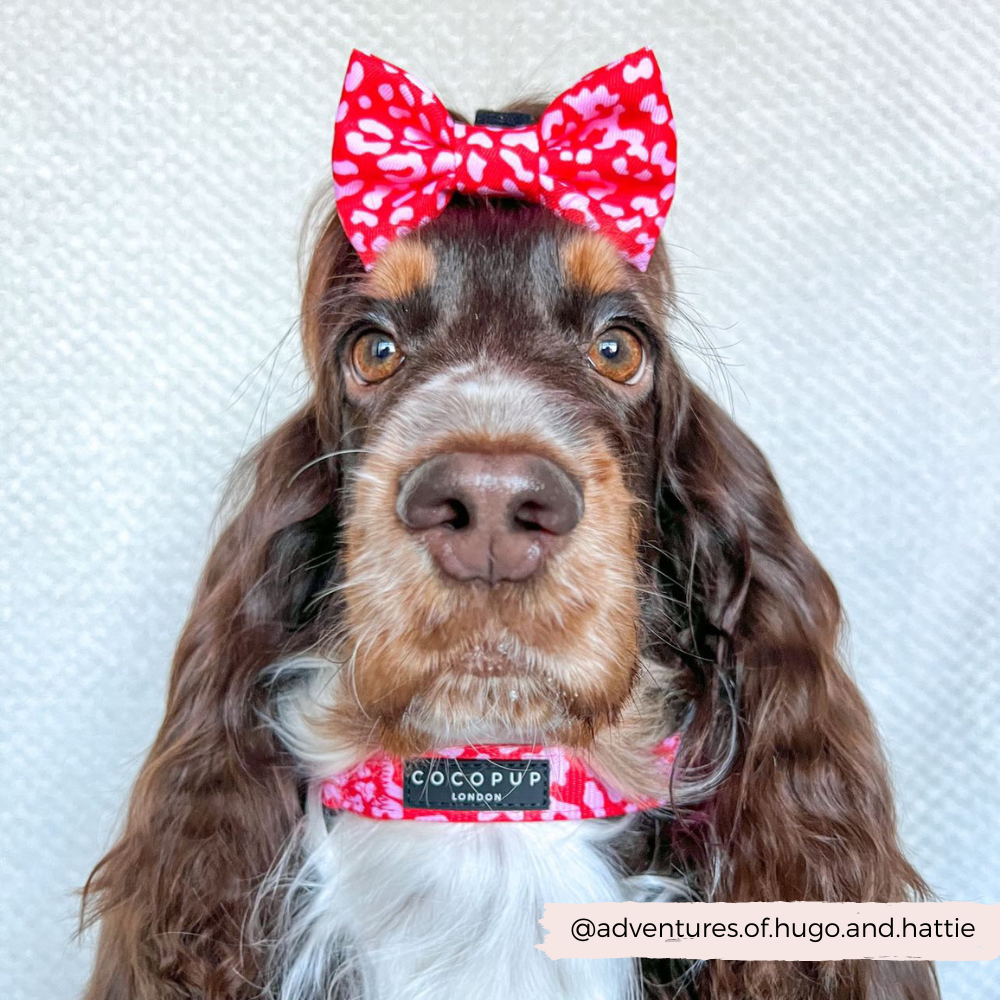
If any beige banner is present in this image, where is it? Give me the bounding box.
[537,902,1000,962]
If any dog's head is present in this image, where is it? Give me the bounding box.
[303,199,683,749]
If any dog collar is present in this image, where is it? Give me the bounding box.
[320,735,680,823]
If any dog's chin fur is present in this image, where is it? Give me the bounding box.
[395,669,578,747]
[270,652,684,796]
[373,643,644,753]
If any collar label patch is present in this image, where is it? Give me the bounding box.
[403,757,551,811]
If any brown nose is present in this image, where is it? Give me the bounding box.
[397,452,584,584]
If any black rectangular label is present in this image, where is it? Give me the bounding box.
[403,757,551,811]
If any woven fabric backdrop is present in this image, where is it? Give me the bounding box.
[2,1,998,996]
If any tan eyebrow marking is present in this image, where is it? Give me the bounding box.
[365,238,437,300]
[560,231,630,296]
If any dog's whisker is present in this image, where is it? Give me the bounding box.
[288,448,374,484]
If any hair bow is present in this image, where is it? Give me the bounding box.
[332,48,677,272]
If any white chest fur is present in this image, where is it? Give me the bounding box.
[273,809,646,1000]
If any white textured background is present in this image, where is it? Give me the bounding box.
[2,1,998,997]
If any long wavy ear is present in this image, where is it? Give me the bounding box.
[655,381,939,999]
[80,207,356,1000]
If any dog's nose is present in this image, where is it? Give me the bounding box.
[397,452,583,584]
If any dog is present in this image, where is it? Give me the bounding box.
[81,50,940,1000]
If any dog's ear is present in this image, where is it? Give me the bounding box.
[654,381,939,999]
[80,212,356,999]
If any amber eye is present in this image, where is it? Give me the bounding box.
[351,330,404,384]
[587,328,645,384]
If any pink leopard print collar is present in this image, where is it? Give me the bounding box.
[320,735,680,823]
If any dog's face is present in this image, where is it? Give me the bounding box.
[318,202,679,748]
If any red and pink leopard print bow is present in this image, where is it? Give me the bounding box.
[321,735,680,823]
[332,48,677,271]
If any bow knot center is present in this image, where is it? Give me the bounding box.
[451,123,542,200]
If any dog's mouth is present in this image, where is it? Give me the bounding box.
[391,646,587,749]
[337,602,640,750]
[446,639,529,679]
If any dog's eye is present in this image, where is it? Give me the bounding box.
[587,329,644,384]
[352,331,404,384]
